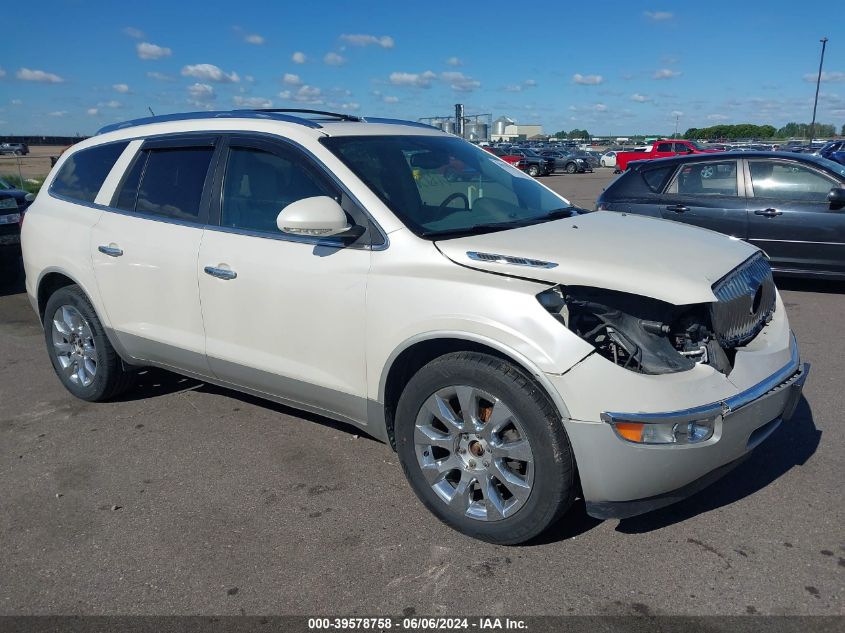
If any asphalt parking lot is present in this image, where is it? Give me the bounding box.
[1,168,842,616]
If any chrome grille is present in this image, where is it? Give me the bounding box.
[710,253,776,347]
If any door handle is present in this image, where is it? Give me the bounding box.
[97,245,123,257]
[204,266,237,280]
[666,205,688,213]
[754,208,782,217]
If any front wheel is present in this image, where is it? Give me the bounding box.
[565,162,577,174]
[395,352,575,544]
[43,285,134,402]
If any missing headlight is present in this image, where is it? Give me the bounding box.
[538,286,733,375]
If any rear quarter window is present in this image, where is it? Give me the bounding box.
[640,165,675,192]
[50,142,129,203]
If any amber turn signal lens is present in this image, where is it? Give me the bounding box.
[614,422,644,442]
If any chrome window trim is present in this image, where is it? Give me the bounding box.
[601,333,802,426]
[48,129,390,252]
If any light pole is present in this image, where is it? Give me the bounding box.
[809,37,828,143]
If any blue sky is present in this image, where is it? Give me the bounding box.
[1,0,843,137]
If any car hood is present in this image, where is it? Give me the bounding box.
[434,211,760,305]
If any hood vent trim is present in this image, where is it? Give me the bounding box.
[467,251,558,269]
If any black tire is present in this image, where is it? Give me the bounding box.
[395,352,575,544]
[527,164,540,177]
[565,162,577,174]
[43,285,134,402]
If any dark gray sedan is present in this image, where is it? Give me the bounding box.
[596,152,845,279]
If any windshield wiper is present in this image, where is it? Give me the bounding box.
[421,220,534,239]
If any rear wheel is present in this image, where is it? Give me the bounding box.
[43,285,134,401]
[395,352,575,544]
[565,162,577,174]
[527,164,540,177]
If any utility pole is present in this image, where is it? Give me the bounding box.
[809,37,828,143]
[674,113,679,138]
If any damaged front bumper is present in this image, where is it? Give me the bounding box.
[550,332,809,520]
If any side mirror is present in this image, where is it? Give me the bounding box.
[276,196,352,237]
[828,187,845,210]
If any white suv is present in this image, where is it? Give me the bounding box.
[22,109,808,544]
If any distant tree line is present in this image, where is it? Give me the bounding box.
[684,122,841,140]
[553,129,591,140]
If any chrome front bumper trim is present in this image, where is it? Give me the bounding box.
[601,333,805,427]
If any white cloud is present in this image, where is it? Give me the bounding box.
[324,52,346,66]
[644,11,673,21]
[181,63,240,83]
[292,51,307,64]
[383,95,399,103]
[123,26,144,39]
[671,110,684,117]
[146,71,173,81]
[10,99,22,105]
[48,111,67,117]
[504,79,538,92]
[113,83,130,94]
[244,33,264,45]
[441,71,480,92]
[137,42,172,60]
[0,67,5,78]
[337,102,360,111]
[446,57,462,67]
[523,79,537,88]
[573,73,603,85]
[653,68,681,79]
[98,100,122,108]
[706,113,729,121]
[279,84,323,104]
[593,103,608,112]
[339,34,394,48]
[187,83,215,101]
[16,68,64,83]
[234,95,273,108]
[389,70,437,88]
[244,75,255,83]
[804,71,845,82]
[282,73,302,86]
[631,93,650,102]
[87,108,99,116]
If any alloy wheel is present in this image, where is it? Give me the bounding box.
[51,305,97,387]
[413,385,535,521]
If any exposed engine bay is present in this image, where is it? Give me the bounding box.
[538,286,741,375]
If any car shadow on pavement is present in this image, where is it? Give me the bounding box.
[614,396,820,534]
[117,367,383,443]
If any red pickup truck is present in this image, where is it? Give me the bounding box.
[615,140,720,172]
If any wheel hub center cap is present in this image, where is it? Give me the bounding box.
[457,434,490,470]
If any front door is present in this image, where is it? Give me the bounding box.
[197,136,372,424]
[745,158,845,276]
[91,136,218,373]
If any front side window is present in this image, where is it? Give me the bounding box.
[114,146,214,220]
[655,142,673,152]
[322,135,573,238]
[667,161,738,196]
[51,142,129,203]
[748,160,835,202]
[220,146,335,233]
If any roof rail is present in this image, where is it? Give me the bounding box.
[96,109,325,135]
[96,110,445,136]
[247,108,362,122]
[362,117,441,130]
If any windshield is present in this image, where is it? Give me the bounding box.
[322,135,574,239]
[812,155,845,178]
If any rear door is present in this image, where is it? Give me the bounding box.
[91,135,219,373]
[657,158,747,237]
[652,142,675,159]
[745,157,845,275]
